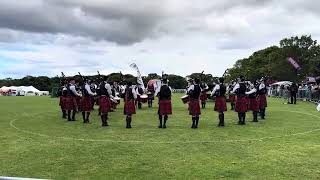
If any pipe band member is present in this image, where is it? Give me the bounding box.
[211,77,227,127]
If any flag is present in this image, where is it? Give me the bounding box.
[287,57,301,70]
[130,63,145,90]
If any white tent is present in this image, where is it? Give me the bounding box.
[0,86,41,96]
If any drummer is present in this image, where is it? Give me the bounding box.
[135,84,144,109]
[147,81,156,108]
[200,83,209,109]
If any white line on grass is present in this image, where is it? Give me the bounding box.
[9,110,320,144]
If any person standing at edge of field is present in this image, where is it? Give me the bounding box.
[156,78,172,129]
[232,75,248,125]
[123,81,137,128]
[258,77,268,119]
[187,78,202,129]
[81,78,97,123]
[211,77,227,127]
[289,82,298,105]
[66,78,82,121]
[58,82,68,119]
[200,82,209,109]
[99,76,113,127]
[246,81,259,122]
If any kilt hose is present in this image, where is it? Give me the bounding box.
[248,97,259,112]
[158,100,172,115]
[59,96,67,110]
[65,96,78,111]
[124,99,136,115]
[189,98,201,116]
[81,96,92,112]
[200,92,208,102]
[235,96,248,113]
[214,96,227,112]
[258,94,268,109]
[99,96,111,114]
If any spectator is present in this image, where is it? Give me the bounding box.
[289,82,298,104]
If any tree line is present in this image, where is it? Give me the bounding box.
[1,35,319,91]
[225,35,320,82]
[0,73,219,92]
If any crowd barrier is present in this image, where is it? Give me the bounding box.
[269,89,320,103]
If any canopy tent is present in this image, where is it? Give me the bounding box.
[0,86,41,96]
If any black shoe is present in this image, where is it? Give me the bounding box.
[163,124,167,129]
[158,125,163,128]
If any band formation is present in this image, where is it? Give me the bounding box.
[58,74,268,129]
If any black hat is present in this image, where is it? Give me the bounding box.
[194,78,200,84]
[239,75,245,81]
[126,81,132,86]
[219,77,224,83]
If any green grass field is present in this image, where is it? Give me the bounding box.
[1,94,320,179]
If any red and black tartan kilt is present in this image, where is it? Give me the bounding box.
[124,99,136,115]
[235,96,248,113]
[65,96,78,111]
[59,96,67,110]
[189,98,201,116]
[248,97,259,111]
[81,96,92,112]
[214,96,227,112]
[200,92,208,102]
[229,95,236,103]
[158,100,172,115]
[99,96,111,114]
[258,95,268,109]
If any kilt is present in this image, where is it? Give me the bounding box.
[81,96,92,112]
[189,98,201,116]
[65,96,78,111]
[248,97,259,111]
[124,99,136,115]
[229,95,236,103]
[258,95,268,109]
[200,92,208,102]
[59,96,67,110]
[235,96,248,113]
[99,96,111,114]
[158,100,172,115]
[214,96,227,112]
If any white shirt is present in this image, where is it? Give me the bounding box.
[69,84,81,96]
[104,82,113,98]
[259,83,266,90]
[187,84,202,94]
[85,84,96,96]
[232,83,240,93]
[246,88,257,95]
[211,84,220,96]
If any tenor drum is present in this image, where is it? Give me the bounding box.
[140,94,148,103]
[181,95,190,104]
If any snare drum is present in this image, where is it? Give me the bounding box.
[140,94,148,103]
[181,95,190,104]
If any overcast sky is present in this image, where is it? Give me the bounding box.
[0,0,319,78]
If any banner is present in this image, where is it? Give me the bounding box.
[287,57,301,70]
[129,63,145,90]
